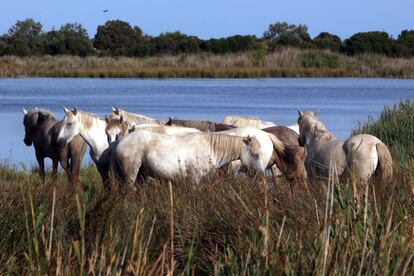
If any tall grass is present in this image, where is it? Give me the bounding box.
[353,100,414,162]
[1,49,414,78]
[0,102,413,274]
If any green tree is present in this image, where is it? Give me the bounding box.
[93,20,143,56]
[392,30,414,57]
[263,22,311,50]
[7,18,45,55]
[344,31,392,55]
[313,32,343,52]
[0,35,10,56]
[151,32,200,55]
[45,24,93,56]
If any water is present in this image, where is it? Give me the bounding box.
[1,78,414,167]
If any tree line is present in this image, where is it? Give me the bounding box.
[0,18,413,58]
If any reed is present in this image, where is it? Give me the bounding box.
[1,49,414,78]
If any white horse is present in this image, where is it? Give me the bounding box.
[223,115,299,134]
[111,130,264,185]
[218,127,307,181]
[297,110,393,182]
[105,116,200,144]
[224,115,276,129]
[57,107,112,184]
[109,107,164,127]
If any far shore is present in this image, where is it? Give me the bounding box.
[1,49,414,79]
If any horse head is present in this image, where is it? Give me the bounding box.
[105,115,129,144]
[241,135,264,174]
[22,107,38,146]
[57,106,80,146]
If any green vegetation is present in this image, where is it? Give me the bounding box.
[0,103,413,274]
[354,100,414,162]
[0,19,413,78]
[1,19,414,59]
[1,48,414,78]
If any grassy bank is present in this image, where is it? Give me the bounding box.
[1,48,414,78]
[0,102,413,274]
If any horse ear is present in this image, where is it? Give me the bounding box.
[105,115,109,124]
[115,107,120,115]
[63,106,69,113]
[112,106,116,112]
[314,109,320,116]
[298,109,304,118]
[73,107,78,115]
[167,117,172,125]
[129,125,136,133]
[22,108,28,115]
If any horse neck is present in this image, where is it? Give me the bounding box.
[78,113,109,160]
[208,134,242,166]
[306,124,336,152]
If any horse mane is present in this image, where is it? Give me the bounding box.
[119,109,163,124]
[26,108,57,120]
[206,133,245,158]
[169,119,215,132]
[78,111,105,129]
[299,112,335,140]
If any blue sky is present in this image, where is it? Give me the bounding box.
[1,0,413,39]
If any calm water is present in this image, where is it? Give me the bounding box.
[1,78,414,167]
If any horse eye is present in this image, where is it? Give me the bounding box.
[67,122,73,126]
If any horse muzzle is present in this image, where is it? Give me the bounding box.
[57,138,67,147]
[23,138,32,146]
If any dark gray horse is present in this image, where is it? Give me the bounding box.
[23,108,87,184]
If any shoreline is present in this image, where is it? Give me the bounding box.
[1,49,414,79]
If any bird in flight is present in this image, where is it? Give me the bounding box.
[103,9,109,12]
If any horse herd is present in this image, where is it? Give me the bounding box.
[22,106,393,190]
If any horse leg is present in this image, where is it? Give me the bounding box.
[36,153,45,183]
[52,159,58,178]
[58,144,73,184]
[70,156,83,187]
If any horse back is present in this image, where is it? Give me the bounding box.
[214,123,236,132]
[262,126,300,146]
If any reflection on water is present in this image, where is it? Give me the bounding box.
[1,78,414,167]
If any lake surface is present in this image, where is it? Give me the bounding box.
[1,78,414,168]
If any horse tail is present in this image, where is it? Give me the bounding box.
[375,142,393,181]
[268,133,285,157]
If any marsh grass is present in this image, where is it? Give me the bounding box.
[0,160,413,274]
[1,102,414,274]
[1,49,414,78]
[353,100,414,162]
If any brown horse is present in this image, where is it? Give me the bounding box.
[23,108,87,184]
[262,126,308,182]
[166,117,236,132]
